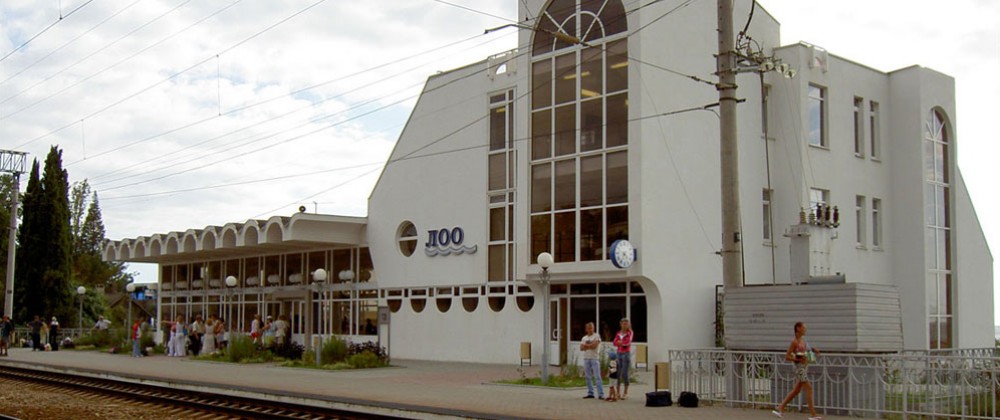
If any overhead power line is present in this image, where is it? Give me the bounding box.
[0,0,97,62]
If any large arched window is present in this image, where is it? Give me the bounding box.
[530,0,629,264]
[924,109,952,349]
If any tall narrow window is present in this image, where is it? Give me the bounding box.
[488,90,516,282]
[872,198,882,248]
[870,101,880,159]
[855,195,866,247]
[809,188,829,211]
[924,110,952,349]
[808,85,827,147]
[853,97,864,156]
[762,189,772,242]
[530,0,629,264]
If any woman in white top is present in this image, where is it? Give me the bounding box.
[171,316,187,357]
[201,315,217,355]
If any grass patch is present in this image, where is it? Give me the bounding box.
[496,376,609,388]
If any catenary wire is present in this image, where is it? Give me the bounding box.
[0,0,145,86]
[12,0,323,148]
[0,0,97,62]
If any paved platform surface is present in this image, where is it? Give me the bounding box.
[1,348,851,419]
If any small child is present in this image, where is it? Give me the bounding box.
[606,352,620,402]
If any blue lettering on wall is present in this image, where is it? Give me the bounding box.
[424,227,477,257]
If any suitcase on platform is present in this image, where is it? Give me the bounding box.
[678,391,699,408]
[645,391,672,407]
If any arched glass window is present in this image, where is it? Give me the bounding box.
[397,221,418,257]
[924,109,952,349]
[530,0,629,264]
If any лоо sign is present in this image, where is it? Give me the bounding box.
[424,227,477,257]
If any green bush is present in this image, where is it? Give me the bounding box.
[320,337,349,365]
[347,351,384,369]
[225,334,258,363]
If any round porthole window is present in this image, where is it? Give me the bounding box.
[397,221,418,257]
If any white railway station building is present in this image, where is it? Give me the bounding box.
[106,0,994,364]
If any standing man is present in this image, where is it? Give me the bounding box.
[93,316,110,331]
[27,316,43,351]
[580,322,604,400]
[188,314,204,356]
[0,316,14,356]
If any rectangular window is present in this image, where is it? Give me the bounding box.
[856,195,866,247]
[869,101,880,159]
[872,198,882,247]
[762,189,772,242]
[808,85,827,147]
[809,188,829,211]
[853,97,864,156]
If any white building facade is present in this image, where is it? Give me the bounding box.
[107,0,994,364]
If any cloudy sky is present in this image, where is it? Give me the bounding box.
[2,1,998,320]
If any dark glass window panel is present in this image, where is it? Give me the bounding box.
[388,299,402,313]
[606,205,628,258]
[400,240,417,257]
[630,295,648,342]
[532,110,552,160]
[411,298,426,313]
[600,0,627,37]
[463,297,479,312]
[517,295,535,312]
[606,93,628,147]
[630,281,643,293]
[580,155,602,207]
[940,317,952,349]
[571,283,597,295]
[490,106,506,151]
[579,13,601,43]
[488,244,505,282]
[400,222,417,238]
[580,98,603,151]
[489,153,506,191]
[490,93,506,104]
[554,159,576,210]
[359,247,373,282]
[554,53,577,105]
[531,214,551,259]
[570,297,597,341]
[598,296,626,342]
[580,47,603,98]
[606,39,628,93]
[554,104,576,156]
[508,205,514,241]
[489,296,506,312]
[580,208,603,261]
[532,60,552,108]
[599,282,627,294]
[808,85,825,146]
[554,211,576,262]
[531,163,552,213]
[436,298,451,313]
[507,243,514,281]
[606,151,628,204]
[550,284,567,295]
[531,16,557,56]
[553,16,577,52]
[490,207,505,242]
[332,249,352,283]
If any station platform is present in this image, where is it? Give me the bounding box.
[0,348,850,419]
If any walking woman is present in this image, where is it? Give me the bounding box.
[609,318,633,401]
[773,322,822,420]
[171,315,187,357]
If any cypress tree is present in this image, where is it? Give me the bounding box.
[14,147,73,323]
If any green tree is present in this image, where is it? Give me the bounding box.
[14,147,74,323]
[69,183,131,326]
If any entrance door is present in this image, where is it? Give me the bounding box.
[549,297,568,365]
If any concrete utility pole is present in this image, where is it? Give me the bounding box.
[1,150,28,319]
[717,0,743,290]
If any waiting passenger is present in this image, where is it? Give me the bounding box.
[250,314,262,345]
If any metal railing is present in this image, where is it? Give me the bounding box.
[670,349,999,419]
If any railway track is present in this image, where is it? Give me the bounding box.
[0,365,403,419]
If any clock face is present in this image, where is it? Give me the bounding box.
[611,240,635,269]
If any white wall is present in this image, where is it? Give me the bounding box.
[954,171,995,348]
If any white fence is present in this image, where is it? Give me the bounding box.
[670,349,1000,419]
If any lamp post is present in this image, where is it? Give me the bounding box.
[536,252,553,385]
[76,286,86,333]
[338,270,354,335]
[225,276,237,350]
[125,282,136,332]
[312,269,327,365]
